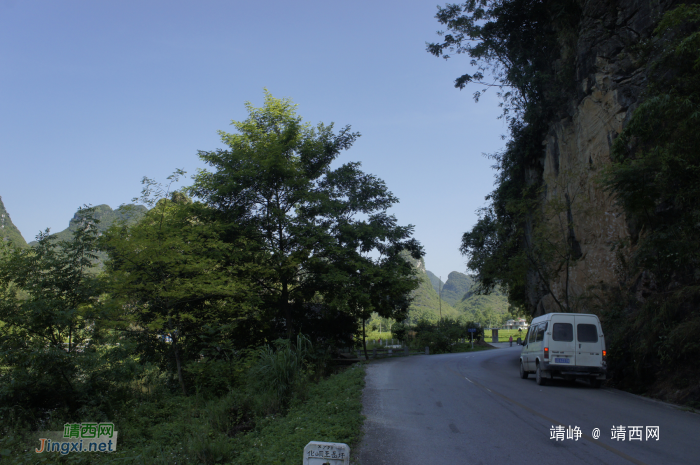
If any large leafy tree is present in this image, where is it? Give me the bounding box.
[0,207,104,409]
[189,91,423,339]
[102,179,258,395]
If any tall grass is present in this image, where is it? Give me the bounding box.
[250,335,313,412]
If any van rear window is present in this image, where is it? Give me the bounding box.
[577,324,598,343]
[536,323,547,342]
[552,323,573,341]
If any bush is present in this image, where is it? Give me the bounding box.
[249,335,314,414]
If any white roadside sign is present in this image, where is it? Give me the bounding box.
[303,441,350,465]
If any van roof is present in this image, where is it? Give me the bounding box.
[530,313,601,323]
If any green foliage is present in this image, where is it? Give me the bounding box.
[232,364,365,465]
[458,122,544,310]
[605,4,700,282]
[454,294,509,326]
[189,90,422,343]
[407,270,459,323]
[0,206,112,413]
[249,335,314,413]
[427,0,579,120]
[410,319,484,354]
[1,347,365,465]
[102,177,256,396]
[428,1,580,311]
[0,90,418,459]
[599,4,700,396]
[0,208,153,448]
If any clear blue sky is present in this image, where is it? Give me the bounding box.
[1,0,507,280]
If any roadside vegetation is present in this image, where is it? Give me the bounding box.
[395,319,488,354]
[0,92,421,462]
[0,347,366,464]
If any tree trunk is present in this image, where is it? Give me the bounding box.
[172,334,187,396]
[282,280,293,339]
[362,317,368,360]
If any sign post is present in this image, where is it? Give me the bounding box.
[304,441,350,465]
[468,328,476,349]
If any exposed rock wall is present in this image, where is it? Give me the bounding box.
[532,0,676,315]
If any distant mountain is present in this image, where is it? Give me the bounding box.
[425,270,443,294]
[401,253,458,323]
[30,204,147,245]
[29,204,147,270]
[0,196,27,247]
[440,271,474,307]
[454,291,509,316]
[403,254,511,325]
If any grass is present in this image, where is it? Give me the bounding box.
[231,364,365,464]
[1,364,367,465]
[483,329,527,342]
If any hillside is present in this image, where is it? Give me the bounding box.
[0,196,27,247]
[439,271,473,307]
[29,204,147,269]
[401,253,457,323]
[29,204,147,245]
[425,270,443,295]
[421,266,510,324]
[409,270,459,323]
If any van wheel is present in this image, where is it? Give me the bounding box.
[590,378,601,388]
[536,364,547,386]
[520,361,528,379]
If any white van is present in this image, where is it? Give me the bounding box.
[519,313,606,387]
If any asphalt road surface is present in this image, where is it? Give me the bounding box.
[357,344,700,465]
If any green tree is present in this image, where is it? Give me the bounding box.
[0,207,104,409]
[189,91,422,340]
[102,177,257,395]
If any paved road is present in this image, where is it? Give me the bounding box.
[357,344,700,465]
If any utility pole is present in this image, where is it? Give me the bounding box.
[439,276,442,329]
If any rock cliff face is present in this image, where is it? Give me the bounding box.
[0,195,27,247]
[531,0,675,315]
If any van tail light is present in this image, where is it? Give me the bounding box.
[544,347,549,360]
[602,350,607,361]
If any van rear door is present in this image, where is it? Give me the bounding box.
[575,315,602,368]
[549,315,575,366]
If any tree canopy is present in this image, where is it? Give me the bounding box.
[188,90,423,339]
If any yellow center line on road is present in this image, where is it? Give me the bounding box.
[449,368,648,465]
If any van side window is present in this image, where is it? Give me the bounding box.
[552,323,573,342]
[528,325,538,344]
[577,324,598,343]
[536,323,546,342]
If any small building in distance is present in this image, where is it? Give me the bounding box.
[505,318,528,330]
